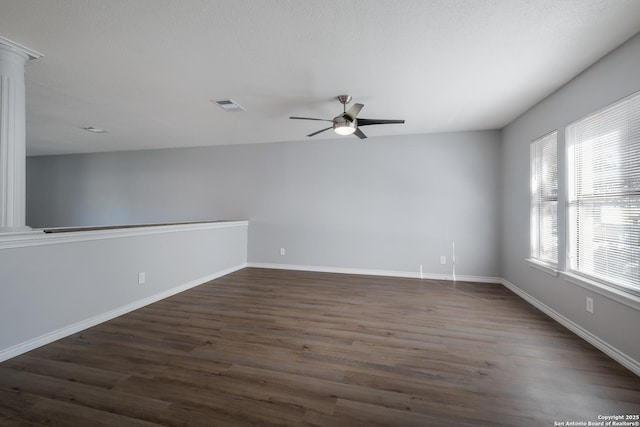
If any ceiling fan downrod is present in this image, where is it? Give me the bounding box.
[337,95,352,113]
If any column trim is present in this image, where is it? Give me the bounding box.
[0,36,42,232]
[0,36,43,60]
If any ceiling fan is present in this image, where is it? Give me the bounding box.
[290,95,405,139]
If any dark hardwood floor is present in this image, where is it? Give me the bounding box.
[1,268,639,426]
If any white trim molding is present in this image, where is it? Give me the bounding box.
[500,278,640,377]
[0,36,43,60]
[247,262,501,284]
[0,263,247,363]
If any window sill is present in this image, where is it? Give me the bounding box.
[526,258,558,277]
[562,272,640,311]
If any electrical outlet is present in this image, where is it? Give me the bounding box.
[280,248,286,256]
[586,296,594,313]
[138,272,146,285]
[440,256,446,265]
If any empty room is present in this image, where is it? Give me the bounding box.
[1,1,640,425]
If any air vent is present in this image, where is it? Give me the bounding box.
[82,126,108,133]
[212,99,246,112]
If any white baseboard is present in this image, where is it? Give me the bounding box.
[247,262,501,284]
[0,263,247,363]
[500,278,640,377]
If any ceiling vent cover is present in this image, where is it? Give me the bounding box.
[82,126,108,133]
[212,99,246,112]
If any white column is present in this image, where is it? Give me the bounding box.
[0,37,42,232]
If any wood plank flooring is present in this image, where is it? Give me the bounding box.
[1,268,639,426]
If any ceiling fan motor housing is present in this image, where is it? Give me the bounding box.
[333,114,357,135]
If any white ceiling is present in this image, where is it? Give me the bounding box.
[1,0,639,156]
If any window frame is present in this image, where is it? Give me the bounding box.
[565,90,640,298]
[530,131,559,269]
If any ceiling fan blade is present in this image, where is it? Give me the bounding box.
[357,118,405,127]
[354,128,367,139]
[345,103,364,120]
[290,116,333,122]
[307,127,333,137]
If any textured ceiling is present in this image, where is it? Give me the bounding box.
[1,0,640,156]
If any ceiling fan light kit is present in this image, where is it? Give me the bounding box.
[289,95,405,140]
[333,116,357,135]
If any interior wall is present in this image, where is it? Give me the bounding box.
[501,33,640,363]
[27,131,502,278]
[0,222,248,360]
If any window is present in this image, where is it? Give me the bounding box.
[530,132,558,266]
[567,91,640,296]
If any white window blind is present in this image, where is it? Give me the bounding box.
[567,91,640,296]
[530,132,558,265]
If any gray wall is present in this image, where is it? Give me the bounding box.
[501,33,640,361]
[27,131,502,278]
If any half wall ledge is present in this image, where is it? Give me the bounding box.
[42,219,236,233]
[0,220,249,250]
